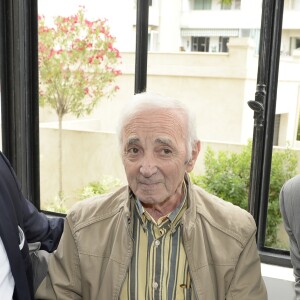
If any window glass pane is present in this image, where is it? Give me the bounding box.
[38,0,135,212]
[267,2,300,250]
[36,0,298,254]
[148,1,261,215]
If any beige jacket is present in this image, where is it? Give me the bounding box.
[35,176,267,300]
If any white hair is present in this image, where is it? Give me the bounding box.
[116,92,198,160]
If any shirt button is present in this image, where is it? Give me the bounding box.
[155,240,160,246]
[153,282,159,289]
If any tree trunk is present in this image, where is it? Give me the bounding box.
[58,113,63,205]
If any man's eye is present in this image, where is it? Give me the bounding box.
[162,148,172,155]
[128,147,139,154]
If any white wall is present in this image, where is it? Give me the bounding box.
[262,264,296,300]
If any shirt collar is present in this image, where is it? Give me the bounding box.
[135,180,187,225]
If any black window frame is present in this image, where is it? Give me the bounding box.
[0,0,40,207]
[247,0,291,267]
[0,0,292,268]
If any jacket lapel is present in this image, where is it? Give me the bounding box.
[0,187,31,299]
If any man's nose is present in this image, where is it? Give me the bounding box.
[140,156,158,177]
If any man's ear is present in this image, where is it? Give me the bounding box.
[186,140,201,173]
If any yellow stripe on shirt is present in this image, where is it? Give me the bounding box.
[120,182,196,299]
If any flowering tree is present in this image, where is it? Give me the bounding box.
[38,7,121,203]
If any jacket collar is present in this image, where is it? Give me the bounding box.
[124,173,197,234]
[181,173,197,236]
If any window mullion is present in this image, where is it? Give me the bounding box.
[0,0,40,207]
[258,0,285,248]
[247,0,285,250]
[134,0,149,94]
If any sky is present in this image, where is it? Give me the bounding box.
[38,0,135,51]
[38,0,132,21]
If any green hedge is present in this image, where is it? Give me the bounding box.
[191,141,297,248]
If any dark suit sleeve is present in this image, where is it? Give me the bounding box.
[279,175,300,298]
[21,198,64,252]
[0,152,64,252]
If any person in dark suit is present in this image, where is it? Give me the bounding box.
[0,151,64,300]
[280,174,300,299]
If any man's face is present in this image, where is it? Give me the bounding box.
[121,108,198,206]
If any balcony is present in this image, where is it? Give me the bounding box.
[180,10,261,29]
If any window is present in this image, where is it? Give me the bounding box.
[234,0,241,9]
[0,0,296,269]
[221,0,241,10]
[37,0,135,213]
[193,0,212,10]
[0,0,40,203]
[191,36,209,52]
[293,0,300,10]
[219,36,229,52]
[221,0,231,10]
[289,37,300,54]
[272,114,280,146]
[148,30,158,51]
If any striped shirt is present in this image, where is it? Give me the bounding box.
[120,184,196,299]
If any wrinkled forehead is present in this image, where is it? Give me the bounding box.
[122,108,187,143]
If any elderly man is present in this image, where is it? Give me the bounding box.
[35,92,267,299]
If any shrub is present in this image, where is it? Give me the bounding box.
[266,146,298,246]
[191,141,298,248]
[44,194,68,214]
[44,176,122,214]
[78,176,122,200]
